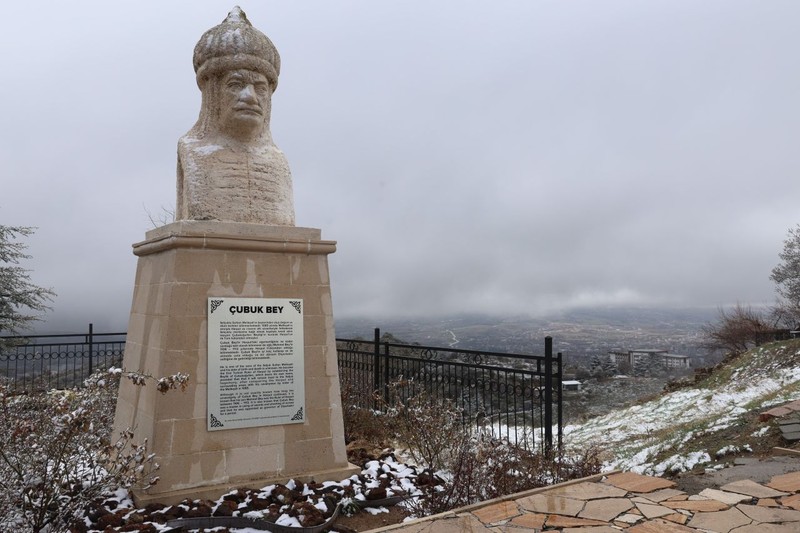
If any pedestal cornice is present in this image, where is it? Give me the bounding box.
[133,221,336,257]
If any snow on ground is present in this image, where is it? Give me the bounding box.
[561,355,800,475]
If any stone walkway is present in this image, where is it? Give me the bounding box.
[368,468,800,532]
[761,399,800,443]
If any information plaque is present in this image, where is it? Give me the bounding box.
[207,297,305,431]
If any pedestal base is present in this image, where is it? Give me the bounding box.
[112,221,357,505]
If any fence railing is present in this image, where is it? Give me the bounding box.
[337,329,562,451]
[0,324,126,392]
[2,325,563,450]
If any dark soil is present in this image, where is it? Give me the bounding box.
[73,455,424,533]
[333,505,411,532]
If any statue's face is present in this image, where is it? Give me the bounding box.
[217,69,271,137]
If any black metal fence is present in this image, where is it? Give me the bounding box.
[337,329,562,451]
[0,324,126,392]
[1,324,563,449]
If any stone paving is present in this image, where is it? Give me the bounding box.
[368,468,800,532]
[761,400,800,443]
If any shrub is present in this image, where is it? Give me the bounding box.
[340,378,385,446]
[384,382,468,471]
[0,368,188,533]
[340,376,604,517]
[702,304,772,357]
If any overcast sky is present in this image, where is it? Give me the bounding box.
[2,1,799,332]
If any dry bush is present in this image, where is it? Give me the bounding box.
[340,379,387,443]
[405,430,603,517]
[0,368,188,533]
[383,382,467,471]
[339,375,604,517]
[370,379,603,517]
[702,304,773,357]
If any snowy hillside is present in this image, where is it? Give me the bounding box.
[563,339,800,476]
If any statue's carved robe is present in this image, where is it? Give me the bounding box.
[177,135,295,226]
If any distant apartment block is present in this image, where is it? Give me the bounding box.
[609,349,691,369]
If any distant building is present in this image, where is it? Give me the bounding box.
[661,353,691,368]
[608,349,690,370]
[562,380,583,391]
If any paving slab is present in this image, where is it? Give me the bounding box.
[761,406,794,420]
[698,488,752,505]
[768,471,800,492]
[615,513,644,524]
[544,514,607,528]
[780,431,800,441]
[367,465,800,533]
[548,481,628,500]
[375,515,454,533]
[730,524,800,532]
[736,503,800,523]
[785,399,800,411]
[667,494,690,501]
[471,501,520,525]
[635,501,677,519]
[662,512,690,525]
[507,512,546,529]
[605,471,676,493]
[780,493,800,510]
[720,479,789,498]
[627,517,701,532]
[562,527,620,533]
[516,493,584,517]
[578,497,633,521]
[636,488,687,502]
[663,499,730,512]
[772,447,800,457]
[403,514,492,532]
[687,506,751,532]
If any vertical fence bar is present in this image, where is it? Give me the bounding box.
[513,371,518,442]
[372,328,380,410]
[557,351,563,449]
[383,341,390,406]
[544,336,553,453]
[87,323,94,378]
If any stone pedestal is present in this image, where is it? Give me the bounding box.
[112,221,358,505]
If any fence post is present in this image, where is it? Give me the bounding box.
[88,323,94,377]
[544,336,553,453]
[373,327,380,410]
[557,351,563,449]
[383,341,391,406]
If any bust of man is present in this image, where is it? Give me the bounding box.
[177,7,295,225]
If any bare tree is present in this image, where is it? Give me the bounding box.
[701,304,771,357]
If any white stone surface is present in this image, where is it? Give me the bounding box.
[177,7,295,226]
[699,487,753,505]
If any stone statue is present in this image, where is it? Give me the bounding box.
[177,6,295,226]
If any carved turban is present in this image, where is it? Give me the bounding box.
[193,6,281,91]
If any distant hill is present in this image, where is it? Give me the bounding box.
[335,307,717,366]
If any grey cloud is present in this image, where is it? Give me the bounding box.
[2,1,799,331]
